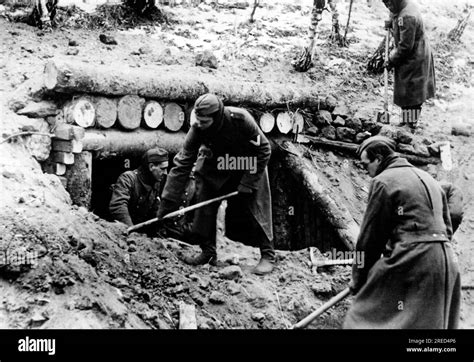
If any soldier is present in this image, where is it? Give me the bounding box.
[157,93,276,275]
[383,0,436,129]
[439,181,464,233]
[344,136,460,328]
[109,148,169,227]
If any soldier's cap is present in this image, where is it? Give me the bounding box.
[193,93,222,117]
[145,148,168,164]
[357,135,396,157]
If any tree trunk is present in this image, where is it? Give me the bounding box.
[117,95,145,131]
[278,141,358,250]
[259,113,275,133]
[82,129,186,159]
[163,102,185,132]
[64,97,96,128]
[65,151,92,208]
[16,100,59,118]
[303,135,441,165]
[142,100,163,129]
[276,112,293,134]
[43,59,326,109]
[92,96,117,129]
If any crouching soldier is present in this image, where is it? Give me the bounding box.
[157,93,276,275]
[109,148,169,229]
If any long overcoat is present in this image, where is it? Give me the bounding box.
[344,157,461,329]
[161,106,273,243]
[389,0,436,107]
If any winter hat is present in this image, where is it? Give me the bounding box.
[357,135,396,157]
[193,93,222,116]
[145,148,168,164]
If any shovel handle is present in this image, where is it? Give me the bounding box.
[127,191,239,234]
[384,29,390,118]
[292,287,351,329]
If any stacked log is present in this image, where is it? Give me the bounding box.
[64,97,96,128]
[92,97,117,129]
[259,113,275,133]
[142,101,163,129]
[46,124,85,175]
[117,95,145,131]
[163,102,185,132]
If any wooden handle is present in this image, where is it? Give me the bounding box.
[292,288,351,329]
[127,191,239,234]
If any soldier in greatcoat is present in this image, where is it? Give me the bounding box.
[383,0,436,128]
[344,136,461,329]
[157,93,276,275]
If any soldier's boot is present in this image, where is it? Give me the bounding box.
[182,251,217,266]
[252,257,275,275]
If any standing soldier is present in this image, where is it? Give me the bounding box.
[344,136,461,329]
[157,93,276,275]
[383,0,436,129]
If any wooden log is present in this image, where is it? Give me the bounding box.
[142,100,163,129]
[82,129,186,159]
[276,112,293,134]
[117,95,144,131]
[163,103,185,132]
[16,100,59,118]
[8,76,50,112]
[259,113,275,133]
[52,151,75,165]
[92,96,117,129]
[42,160,66,176]
[54,124,85,141]
[65,151,92,208]
[64,97,96,128]
[304,135,440,166]
[279,141,359,250]
[52,139,83,153]
[178,302,197,330]
[292,111,304,134]
[43,59,326,109]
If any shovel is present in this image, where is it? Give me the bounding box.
[127,191,239,234]
[291,287,351,329]
[377,28,391,124]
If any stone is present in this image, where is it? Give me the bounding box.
[307,126,319,136]
[139,45,152,54]
[218,266,243,281]
[112,277,129,288]
[324,95,337,112]
[314,110,332,126]
[209,291,226,304]
[355,131,372,144]
[99,34,117,45]
[311,280,333,296]
[378,125,397,141]
[226,281,241,296]
[413,143,431,157]
[199,279,210,290]
[332,116,345,127]
[223,254,240,266]
[397,144,416,155]
[29,312,49,327]
[362,119,382,135]
[68,39,78,46]
[321,126,336,140]
[353,108,373,123]
[427,143,440,156]
[128,244,137,253]
[345,118,363,132]
[332,104,350,119]
[195,50,218,69]
[251,312,266,323]
[336,127,356,142]
[396,129,414,145]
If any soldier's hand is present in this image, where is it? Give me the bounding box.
[237,184,254,195]
[157,198,179,219]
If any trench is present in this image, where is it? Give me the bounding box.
[69,150,351,253]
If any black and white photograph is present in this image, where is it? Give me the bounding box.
[0,0,472,360]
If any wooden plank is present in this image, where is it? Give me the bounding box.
[52,139,83,153]
[52,151,74,165]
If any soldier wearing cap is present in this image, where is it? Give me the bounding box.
[109,148,169,227]
[344,136,460,328]
[157,93,276,275]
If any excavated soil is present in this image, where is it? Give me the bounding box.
[0,0,473,329]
